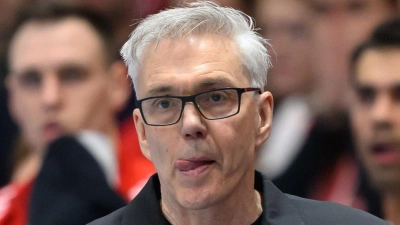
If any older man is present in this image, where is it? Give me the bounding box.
[90,1,388,225]
[350,18,400,225]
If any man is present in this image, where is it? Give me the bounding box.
[306,0,395,116]
[169,0,252,13]
[90,1,388,224]
[0,3,154,225]
[350,18,400,224]
[0,0,30,188]
[267,0,396,207]
[253,0,314,180]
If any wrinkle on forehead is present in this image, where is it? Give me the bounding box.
[137,33,248,97]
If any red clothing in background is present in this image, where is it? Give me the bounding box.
[0,118,155,225]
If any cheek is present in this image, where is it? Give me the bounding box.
[352,111,370,140]
[216,115,257,165]
[146,129,173,165]
[11,92,41,128]
[63,82,111,130]
[11,93,44,148]
[351,111,371,160]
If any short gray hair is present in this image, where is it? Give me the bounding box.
[121,1,271,92]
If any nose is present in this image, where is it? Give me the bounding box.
[41,75,61,110]
[180,103,207,139]
[372,94,393,130]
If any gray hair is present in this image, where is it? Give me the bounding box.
[121,1,271,92]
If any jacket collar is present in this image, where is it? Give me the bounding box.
[256,171,305,225]
[121,171,305,225]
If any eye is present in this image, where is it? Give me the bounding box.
[17,70,42,88]
[152,98,179,110]
[210,93,222,102]
[356,86,375,104]
[59,66,87,83]
[158,100,171,109]
[203,91,229,104]
[391,86,400,103]
[197,89,234,107]
[311,2,330,15]
[347,1,367,13]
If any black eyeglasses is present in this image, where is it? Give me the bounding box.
[136,87,261,126]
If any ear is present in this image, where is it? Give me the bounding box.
[255,91,273,150]
[107,60,131,112]
[133,108,152,161]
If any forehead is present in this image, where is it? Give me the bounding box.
[355,48,400,86]
[9,17,105,71]
[308,0,391,10]
[256,0,309,23]
[138,33,246,95]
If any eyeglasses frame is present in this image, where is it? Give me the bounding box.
[136,87,261,126]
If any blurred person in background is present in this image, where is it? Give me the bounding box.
[253,0,353,207]
[350,18,400,223]
[306,0,396,205]
[0,3,155,225]
[253,0,315,181]
[34,0,169,122]
[0,0,32,188]
[265,0,397,207]
[169,0,253,14]
[38,0,168,55]
[307,0,396,119]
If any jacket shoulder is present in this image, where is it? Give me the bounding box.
[286,194,389,225]
[87,207,125,225]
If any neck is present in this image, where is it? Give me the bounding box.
[11,146,42,185]
[161,178,263,225]
[382,191,400,225]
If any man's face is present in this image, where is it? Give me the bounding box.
[134,34,273,210]
[255,0,312,99]
[7,18,123,152]
[309,0,394,114]
[351,48,400,191]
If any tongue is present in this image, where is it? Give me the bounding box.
[175,160,212,171]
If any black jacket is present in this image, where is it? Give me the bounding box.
[30,136,126,225]
[89,171,388,225]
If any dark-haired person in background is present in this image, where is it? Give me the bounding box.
[265,0,397,209]
[0,0,32,188]
[0,3,155,225]
[350,17,400,225]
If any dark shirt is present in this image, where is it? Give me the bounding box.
[89,171,388,225]
[252,213,263,225]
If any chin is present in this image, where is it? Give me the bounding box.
[178,191,217,210]
[370,174,400,192]
[180,199,213,210]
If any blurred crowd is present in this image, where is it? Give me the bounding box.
[1,0,400,224]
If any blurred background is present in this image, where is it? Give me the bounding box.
[0,0,399,223]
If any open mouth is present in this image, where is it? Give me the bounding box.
[371,143,400,165]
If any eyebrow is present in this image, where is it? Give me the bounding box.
[145,77,236,97]
[11,62,87,75]
[194,77,235,90]
[354,82,400,90]
[146,85,174,97]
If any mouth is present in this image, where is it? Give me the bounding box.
[175,158,215,176]
[371,143,400,166]
[43,122,65,143]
